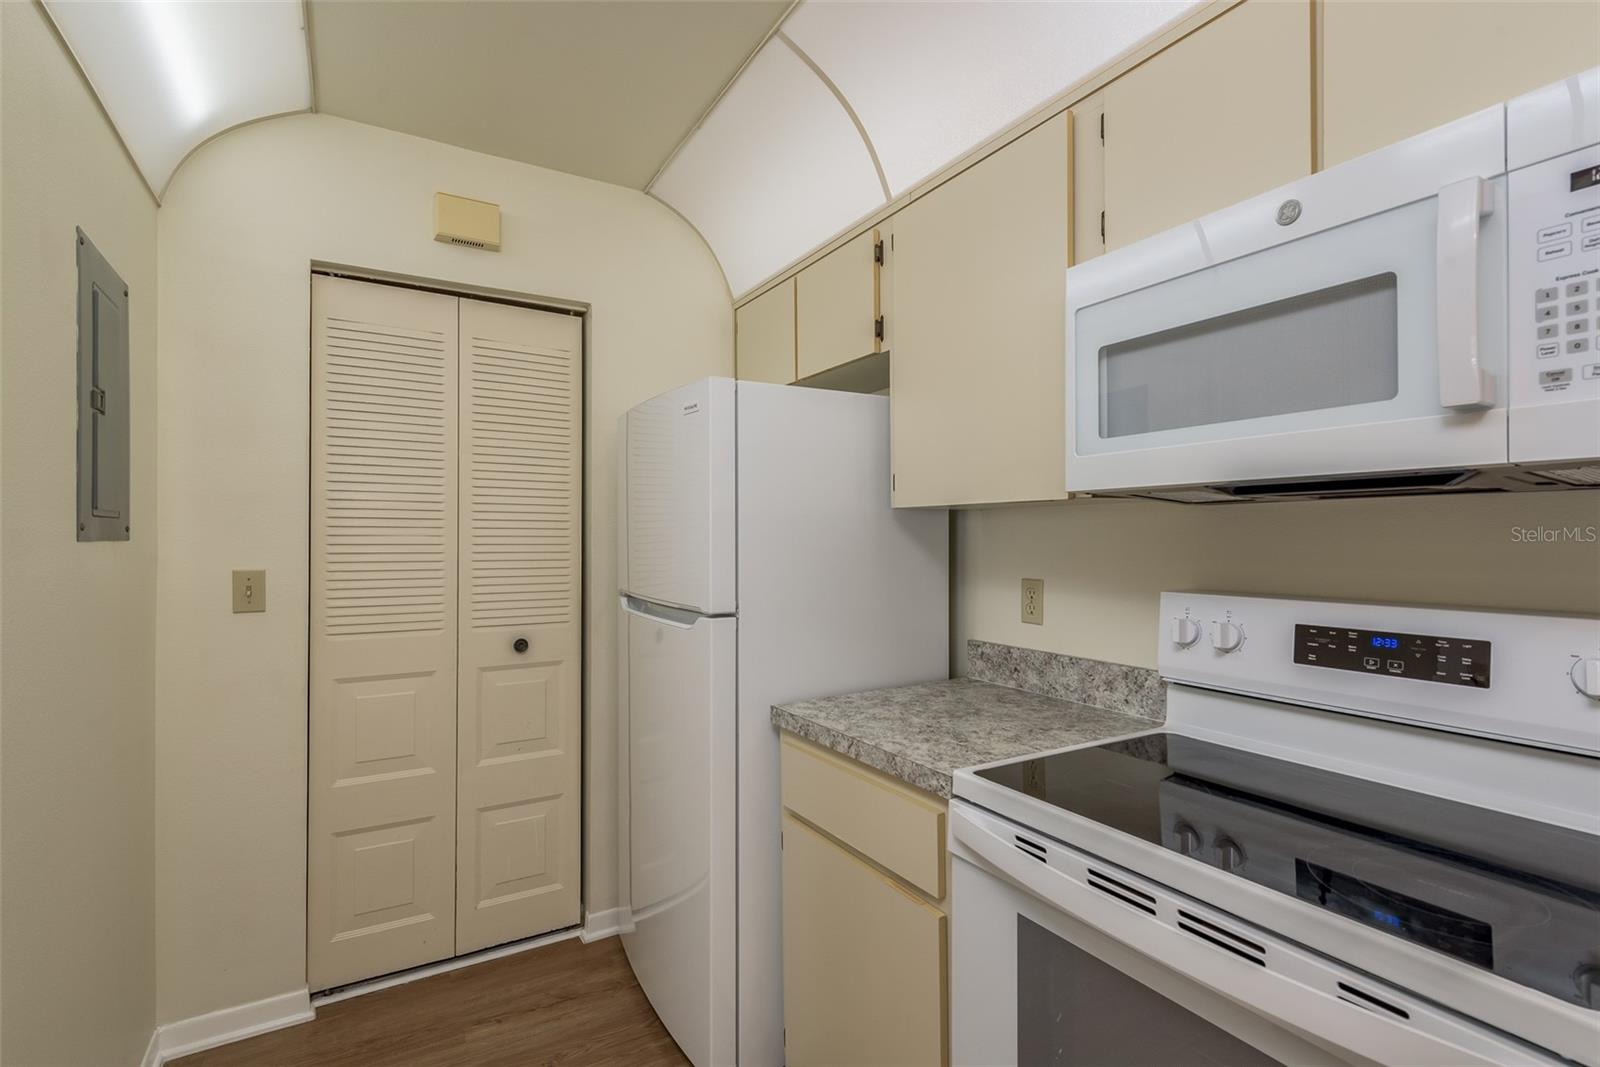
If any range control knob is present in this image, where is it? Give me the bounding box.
[1172,617,1202,648]
[1211,621,1245,654]
[1173,821,1202,856]
[1215,835,1246,872]
[1571,657,1600,700]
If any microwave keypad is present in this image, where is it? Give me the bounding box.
[1533,261,1597,369]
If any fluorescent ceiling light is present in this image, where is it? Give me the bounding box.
[44,0,312,195]
[652,39,885,297]
[785,1,1203,196]
[657,0,1204,295]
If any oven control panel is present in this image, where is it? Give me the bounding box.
[1160,593,1600,756]
[1294,625,1490,688]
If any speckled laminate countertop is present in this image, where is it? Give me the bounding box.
[772,678,1160,799]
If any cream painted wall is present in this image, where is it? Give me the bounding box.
[0,4,159,1064]
[954,493,1600,674]
[155,113,730,1023]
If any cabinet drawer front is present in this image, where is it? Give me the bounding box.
[780,734,945,899]
[782,813,947,1067]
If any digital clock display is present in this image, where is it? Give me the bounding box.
[1294,624,1491,688]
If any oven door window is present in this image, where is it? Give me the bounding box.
[1017,916,1285,1067]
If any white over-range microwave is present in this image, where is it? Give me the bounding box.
[1065,68,1600,502]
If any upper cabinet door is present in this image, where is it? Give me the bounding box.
[797,228,882,380]
[891,114,1070,507]
[736,278,797,385]
[1101,0,1312,251]
[1321,0,1600,169]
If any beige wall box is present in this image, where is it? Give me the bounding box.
[434,192,501,251]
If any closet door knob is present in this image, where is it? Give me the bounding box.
[512,637,529,654]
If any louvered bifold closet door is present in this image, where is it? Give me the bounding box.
[309,276,459,991]
[455,297,583,953]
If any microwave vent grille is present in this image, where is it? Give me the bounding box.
[1143,488,1237,503]
[1535,465,1600,486]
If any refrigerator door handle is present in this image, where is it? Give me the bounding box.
[621,595,703,630]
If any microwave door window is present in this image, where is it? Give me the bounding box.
[1099,273,1400,438]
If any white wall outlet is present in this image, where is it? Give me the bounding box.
[232,569,266,613]
[1021,578,1044,625]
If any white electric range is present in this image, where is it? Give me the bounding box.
[951,593,1600,1066]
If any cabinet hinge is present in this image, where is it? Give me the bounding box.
[1099,112,1105,144]
[1100,210,1106,244]
[874,315,885,342]
[873,238,885,266]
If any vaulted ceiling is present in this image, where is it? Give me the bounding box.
[45,0,1199,295]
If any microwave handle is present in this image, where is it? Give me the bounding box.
[1435,176,1495,410]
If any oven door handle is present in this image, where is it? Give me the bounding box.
[1435,176,1495,410]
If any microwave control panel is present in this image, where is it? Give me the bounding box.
[1508,141,1600,459]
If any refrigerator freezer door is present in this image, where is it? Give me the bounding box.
[621,378,736,615]
[620,597,736,1067]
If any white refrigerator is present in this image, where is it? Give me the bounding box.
[616,378,948,1066]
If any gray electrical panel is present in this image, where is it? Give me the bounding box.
[76,228,130,541]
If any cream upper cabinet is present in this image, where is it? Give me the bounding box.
[1321,0,1600,168]
[1101,0,1312,251]
[797,228,883,380]
[890,114,1070,507]
[735,277,796,385]
[1068,94,1107,266]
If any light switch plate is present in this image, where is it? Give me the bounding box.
[232,569,266,613]
[1021,578,1044,625]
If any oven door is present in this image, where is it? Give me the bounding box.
[1065,106,1509,495]
[949,801,1560,1067]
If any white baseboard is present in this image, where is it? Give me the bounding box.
[312,926,581,1007]
[153,988,314,1064]
[140,1027,160,1067]
[580,907,628,943]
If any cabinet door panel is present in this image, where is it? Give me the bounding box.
[781,813,946,1067]
[890,115,1069,506]
[736,278,796,385]
[1103,0,1312,250]
[1322,0,1600,168]
[797,229,879,379]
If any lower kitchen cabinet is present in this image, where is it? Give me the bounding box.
[779,734,949,1066]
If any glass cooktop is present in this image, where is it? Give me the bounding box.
[974,732,1600,1010]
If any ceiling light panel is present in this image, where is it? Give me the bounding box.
[652,39,885,296]
[784,0,1203,195]
[44,0,311,195]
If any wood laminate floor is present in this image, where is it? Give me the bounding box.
[174,936,690,1067]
